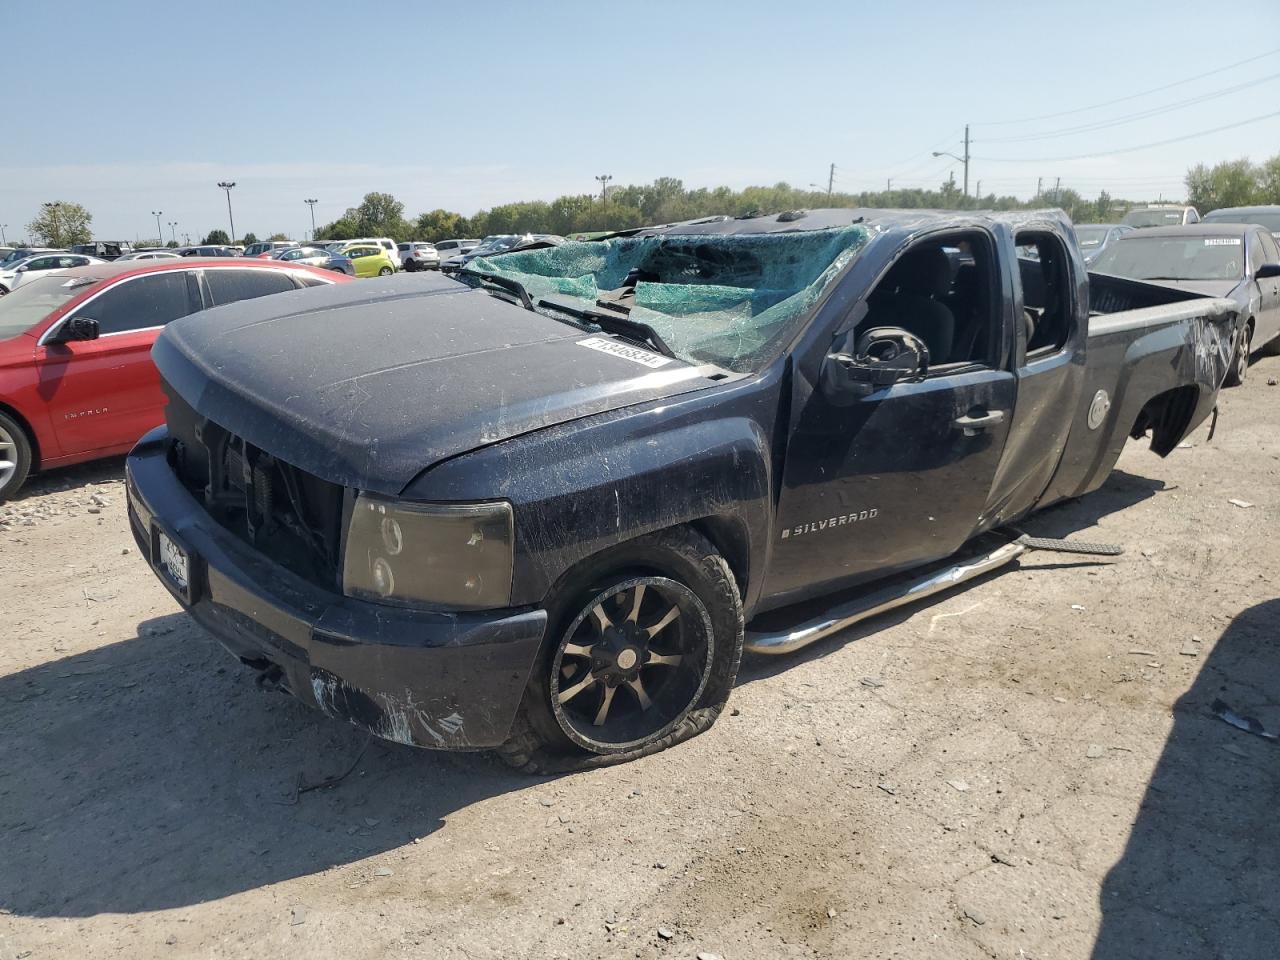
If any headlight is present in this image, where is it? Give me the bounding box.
[343,494,514,610]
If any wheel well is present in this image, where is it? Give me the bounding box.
[541,517,751,620]
[0,401,39,467]
[1128,384,1200,456]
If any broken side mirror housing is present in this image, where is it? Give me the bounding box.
[822,326,930,403]
[60,316,100,342]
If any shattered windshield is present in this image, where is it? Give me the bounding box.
[462,224,871,372]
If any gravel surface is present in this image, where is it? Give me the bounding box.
[2,355,1278,960]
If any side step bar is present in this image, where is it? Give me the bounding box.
[744,540,1027,656]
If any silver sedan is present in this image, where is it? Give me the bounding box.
[272,245,355,276]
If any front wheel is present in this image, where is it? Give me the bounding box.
[378,266,393,276]
[1224,321,1252,387]
[0,411,33,501]
[498,527,743,772]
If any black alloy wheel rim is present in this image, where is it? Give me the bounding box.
[550,576,713,752]
[1238,326,1251,381]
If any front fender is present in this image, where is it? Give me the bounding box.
[405,384,780,614]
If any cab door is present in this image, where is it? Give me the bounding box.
[36,270,200,456]
[763,227,1016,607]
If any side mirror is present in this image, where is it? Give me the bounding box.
[62,317,100,342]
[15,266,27,273]
[1256,263,1280,280]
[822,327,930,402]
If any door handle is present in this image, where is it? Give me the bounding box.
[953,409,1007,436]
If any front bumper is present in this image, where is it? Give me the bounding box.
[125,427,546,749]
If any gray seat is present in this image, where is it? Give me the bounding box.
[864,247,956,363]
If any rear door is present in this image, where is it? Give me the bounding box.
[37,270,201,455]
[981,223,1086,525]
[201,267,299,306]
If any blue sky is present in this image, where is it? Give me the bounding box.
[3,0,1278,242]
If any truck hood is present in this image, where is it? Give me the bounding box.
[153,274,716,495]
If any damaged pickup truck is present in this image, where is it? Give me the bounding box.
[125,208,1236,771]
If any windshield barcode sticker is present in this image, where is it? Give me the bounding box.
[576,337,672,368]
[1204,238,1241,245]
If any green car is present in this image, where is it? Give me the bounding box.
[339,244,397,278]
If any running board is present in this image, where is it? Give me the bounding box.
[744,541,1027,656]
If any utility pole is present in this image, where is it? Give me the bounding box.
[826,162,835,199]
[168,221,178,244]
[975,180,982,199]
[1036,177,1043,200]
[932,126,971,199]
[594,174,612,203]
[217,181,237,242]
[152,210,163,244]
[886,178,893,192]
[305,198,318,240]
[1054,176,1061,203]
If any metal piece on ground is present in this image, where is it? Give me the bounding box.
[1015,534,1124,556]
[1212,699,1278,741]
[745,541,1026,655]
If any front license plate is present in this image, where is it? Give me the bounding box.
[157,528,190,592]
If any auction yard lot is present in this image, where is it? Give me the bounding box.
[1,357,1277,960]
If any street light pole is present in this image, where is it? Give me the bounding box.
[168,221,178,244]
[217,181,237,242]
[152,210,163,244]
[0,224,6,245]
[932,123,971,198]
[594,174,612,203]
[305,198,318,240]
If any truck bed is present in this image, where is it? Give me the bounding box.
[1037,274,1237,508]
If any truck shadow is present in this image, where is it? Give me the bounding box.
[1092,598,1280,958]
[739,467,1165,683]
[0,613,536,918]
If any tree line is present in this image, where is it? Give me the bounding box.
[17,153,1280,249]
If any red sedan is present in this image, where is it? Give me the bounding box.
[0,258,352,499]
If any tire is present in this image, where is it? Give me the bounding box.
[403,260,416,272]
[0,285,8,297]
[497,526,744,773]
[378,266,393,276]
[0,411,33,501]
[1223,320,1252,387]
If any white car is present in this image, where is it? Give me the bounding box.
[398,241,440,271]
[116,250,183,261]
[434,238,482,264]
[0,253,105,293]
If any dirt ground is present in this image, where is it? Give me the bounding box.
[2,356,1278,960]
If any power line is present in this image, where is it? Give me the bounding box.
[973,47,1280,126]
[981,70,1280,144]
[973,110,1280,163]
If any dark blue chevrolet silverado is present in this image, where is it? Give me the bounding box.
[126,208,1237,771]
